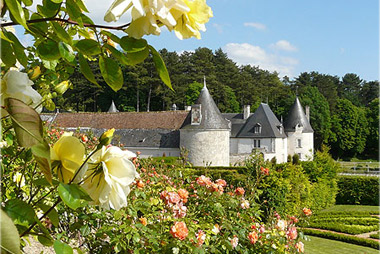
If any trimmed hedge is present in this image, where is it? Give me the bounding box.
[304,222,379,235]
[302,228,380,249]
[336,176,379,205]
[370,232,380,239]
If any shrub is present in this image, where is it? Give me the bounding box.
[292,154,300,165]
[336,176,379,205]
[301,228,380,249]
[304,222,379,235]
[370,232,380,239]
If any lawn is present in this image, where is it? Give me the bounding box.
[320,205,379,213]
[304,236,379,254]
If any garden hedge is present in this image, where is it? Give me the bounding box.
[336,176,379,205]
[302,228,380,249]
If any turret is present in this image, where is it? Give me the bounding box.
[284,97,314,160]
[180,79,230,166]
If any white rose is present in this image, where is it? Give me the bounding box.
[1,68,42,116]
[81,146,139,210]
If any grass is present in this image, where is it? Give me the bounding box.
[320,205,380,214]
[304,236,379,254]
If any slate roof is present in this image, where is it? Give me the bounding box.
[108,100,119,113]
[65,127,180,148]
[180,84,230,130]
[236,103,287,138]
[223,113,251,137]
[283,97,313,133]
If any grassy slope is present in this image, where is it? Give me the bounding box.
[304,236,379,254]
[320,205,380,213]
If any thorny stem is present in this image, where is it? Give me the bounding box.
[20,197,61,237]
[69,148,99,184]
[1,17,130,30]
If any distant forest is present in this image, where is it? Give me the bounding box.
[55,47,379,159]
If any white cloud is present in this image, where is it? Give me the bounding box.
[244,22,266,30]
[270,40,297,52]
[223,43,299,77]
[212,23,224,34]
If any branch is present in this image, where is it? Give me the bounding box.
[1,17,130,30]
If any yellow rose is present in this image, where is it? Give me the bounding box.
[104,0,190,39]
[51,132,86,183]
[173,0,213,40]
[1,68,42,116]
[81,146,139,210]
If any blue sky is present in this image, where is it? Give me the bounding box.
[146,0,379,80]
[16,0,379,81]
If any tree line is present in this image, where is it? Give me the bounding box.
[55,47,379,160]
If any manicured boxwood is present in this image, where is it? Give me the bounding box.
[370,232,379,239]
[311,216,379,226]
[302,228,380,249]
[336,176,379,205]
[304,222,379,235]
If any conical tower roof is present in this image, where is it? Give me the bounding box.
[107,100,119,113]
[237,103,286,138]
[284,97,313,133]
[181,81,230,130]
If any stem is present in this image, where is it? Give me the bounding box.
[1,17,130,30]
[20,197,61,237]
[69,148,99,184]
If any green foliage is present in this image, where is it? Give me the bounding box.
[1,210,21,254]
[336,176,379,205]
[370,232,380,240]
[302,229,380,250]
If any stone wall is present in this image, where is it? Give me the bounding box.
[180,129,230,166]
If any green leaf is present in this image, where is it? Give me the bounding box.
[5,30,28,68]
[51,21,72,44]
[29,13,49,34]
[104,44,129,65]
[4,0,28,29]
[55,80,72,95]
[78,54,99,86]
[74,39,101,56]
[100,30,121,44]
[0,210,21,254]
[58,42,75,62]
[37,0,61,17]
[1,30,13,43]
[75,0,89,12]
[66,0,83,26]
[99,56,123,92]
[42,59,58,70]
[120,36,147,53]
[125,47,149,65]
[149,46,172,90]
[0,38,16,67]
[54,240,73,254]
[37,203,59,227]
[6,98,44,148]
[4,199,37,227]
[37,40,61,60]
[38,235,54,247]
[80,225,90,236]
[51,0,63,3]
[58,183,92,210]
[32,142,53,185]
[21,0,33,6]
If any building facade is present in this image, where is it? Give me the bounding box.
[43,85,313,166]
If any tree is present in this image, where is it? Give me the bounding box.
[330,99,369,158]
[339,73,362,106]
[364,98,379,158]
[360,81,379,106]
[299,86,332,150]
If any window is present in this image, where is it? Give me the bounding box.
[254,123,262,134]
[191,104,201,125]
[254,139,261,148]
[297,139,302,148]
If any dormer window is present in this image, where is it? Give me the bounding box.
[277,125,283,134]
[253,123,262,134]
[191,104,201,125]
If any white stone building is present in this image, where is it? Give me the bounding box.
[43,84,313,166]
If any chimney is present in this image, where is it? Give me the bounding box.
[305,106,310,122]
[243,105,250,119]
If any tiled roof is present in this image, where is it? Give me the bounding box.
[42,111,189,130]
